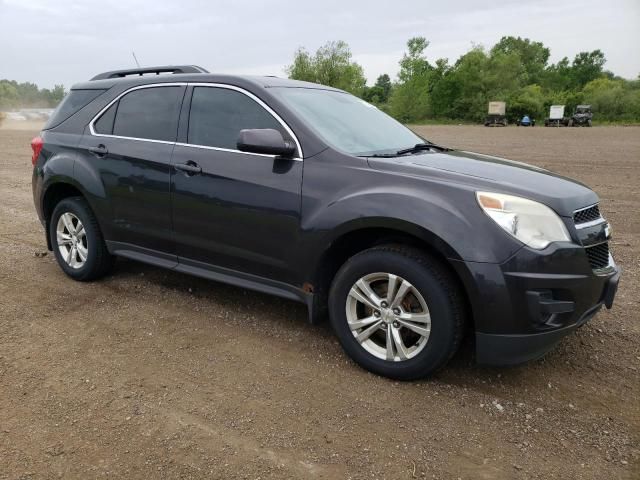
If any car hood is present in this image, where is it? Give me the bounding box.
[367,149,598,217]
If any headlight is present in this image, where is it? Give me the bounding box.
[476,191,571,249]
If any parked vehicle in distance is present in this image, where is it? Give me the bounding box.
[569,105,593,127]
[544,105,566,127]
[31,66,620,379]
[484,101,507,126]
[516,115,535,127]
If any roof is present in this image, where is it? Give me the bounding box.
[71,66,341,92]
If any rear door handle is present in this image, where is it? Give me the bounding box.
[174,162,202,175]
[88,145,108,157]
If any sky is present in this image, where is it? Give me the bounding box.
[1,0,638,89]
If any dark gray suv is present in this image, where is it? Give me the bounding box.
[31,65,619,379]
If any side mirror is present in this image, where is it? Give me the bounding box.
[237,129,296,157]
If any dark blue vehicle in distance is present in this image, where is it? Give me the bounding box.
[517,115,535,126]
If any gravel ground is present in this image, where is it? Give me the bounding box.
[0,124,638,479]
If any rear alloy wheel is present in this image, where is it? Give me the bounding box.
[329,245,465,380]
[56,212,88,269]
[49,197,114,281]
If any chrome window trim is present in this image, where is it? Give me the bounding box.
[88,82,303,161]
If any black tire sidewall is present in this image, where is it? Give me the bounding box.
[49,198,103,281]
[329,249,460,380]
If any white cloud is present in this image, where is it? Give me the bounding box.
[0,0,638,88]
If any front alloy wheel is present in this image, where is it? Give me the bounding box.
[329,245,465,380]
[346,273,431,361]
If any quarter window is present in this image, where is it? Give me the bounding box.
[110,86,183,142]
[188,87,287,150]
[45,89,105,129]
[93,102,117,134]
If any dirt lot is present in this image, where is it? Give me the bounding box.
[1,124,638,479]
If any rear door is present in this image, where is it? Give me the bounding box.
[170,85,303,283]
[79,85,185,260]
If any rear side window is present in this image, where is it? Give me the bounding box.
[111,87,183,142]
[45,89,105,129]
[93,102,117,134]
[188,87,286,150]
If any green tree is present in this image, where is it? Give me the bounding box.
[284,36,640,124]
[0,79,65,108]
[362,74,393,104]
[569,50,606,88]
[491,36,550,84]
[388,37,432,122]
[0,81,19,109]
[508,84,545,121]
[581,77,640,121]
[287,41,366,96]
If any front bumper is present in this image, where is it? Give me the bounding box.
[452,242,620,366]
[476,270,619,365]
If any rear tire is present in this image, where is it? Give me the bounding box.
[49,197,114,281]
[329,245,465,380]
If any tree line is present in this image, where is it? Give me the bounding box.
[0,80,65,110]
[287,37,640,123]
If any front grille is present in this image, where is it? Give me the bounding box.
[585,242,610,270]
[574,205,601,224]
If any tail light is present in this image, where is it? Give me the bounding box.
[31,136,43,166]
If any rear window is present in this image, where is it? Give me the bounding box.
[44,89,105,129]
[111,86,182,142]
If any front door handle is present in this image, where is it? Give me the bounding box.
[174,162,202,175]
[88,144,108,157]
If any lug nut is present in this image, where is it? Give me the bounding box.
[393,308,401,315]
[373,310,380,317]
[381,301,388,308]
[393,321,400,328]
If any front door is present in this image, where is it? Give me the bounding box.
[170,85,303,283]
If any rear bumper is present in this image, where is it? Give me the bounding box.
[452,243,621,366]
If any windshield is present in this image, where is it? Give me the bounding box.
[271,87,424,156]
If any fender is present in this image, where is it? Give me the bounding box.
[301,186,522,269]
[39,151,113,248]
[299,192,503,329]
[318,215,462,261]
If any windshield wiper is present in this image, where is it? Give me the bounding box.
[396,142,451,155]
[357,153,401,158]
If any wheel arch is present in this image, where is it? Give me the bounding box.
[40,150,110,251]
[42,182,86,250]
[309,219,474,330]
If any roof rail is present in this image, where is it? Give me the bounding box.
[90,65,209,81]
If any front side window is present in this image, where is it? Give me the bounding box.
[188,87,286,150]
[110,86,182,142]
[270,87,424,156]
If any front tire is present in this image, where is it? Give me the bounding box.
[329,245,465,380]
[49,197,114,281]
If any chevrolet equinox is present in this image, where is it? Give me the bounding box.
[31,65,620,379]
